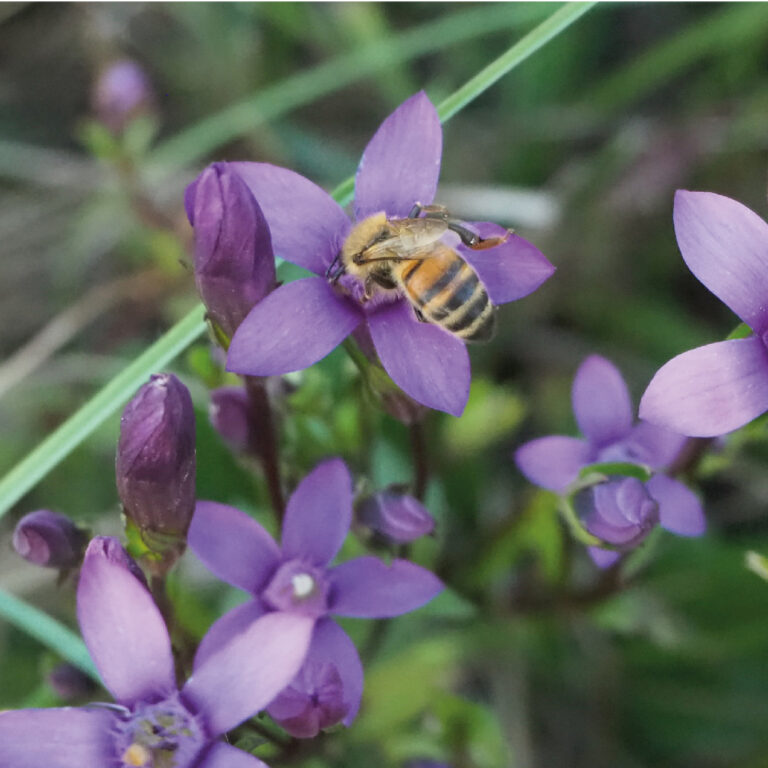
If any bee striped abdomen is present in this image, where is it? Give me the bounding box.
[399,248,495,342]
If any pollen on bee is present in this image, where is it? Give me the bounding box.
[291,573,315,599]
[122,743,151,767]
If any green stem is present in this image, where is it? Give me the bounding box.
[0,587,99,681]
[0,305,207,519]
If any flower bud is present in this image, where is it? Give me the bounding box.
[209,387,260,456]
[92,59,153,134]
[186,163,276,341]
[357,489,435,544]
[579,477,659,549]
[267,662,348,739]
[48,663,98,702]
[116,374,196,543]
[12,510,87,569]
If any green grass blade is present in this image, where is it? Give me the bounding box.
[148,3,553,174]
[437,1,598,122]
[0,305,207,519]
[0,587,99,681]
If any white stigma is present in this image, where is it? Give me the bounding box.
[292,573,315,599]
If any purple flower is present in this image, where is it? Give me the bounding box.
[48,664,98,702]
[640,191,768,437]
[92,59,153,133]
[186,164,276,340]
[224,92,554,416]
[0,537,314,768]
[116,374,196,543]
[515,355,705,563]
[357,489,435,544]
[12,510,87,569]
[189,458,443,735]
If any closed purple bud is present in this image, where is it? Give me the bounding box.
[12,510,87,569]
[116,374,196,541]
[209,387,260,455]
[92,59,153,133]
[580,477,659,549]
[357,490,435,544]
[267,662,348,739]
[47,663,98,701]
[186,163,276,340]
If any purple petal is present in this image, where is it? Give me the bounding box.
[227,277,362,377]
[0,708,115,768]
[639,337,768,437]
[621,420,687,470]
[282,458,352,566]
[183,612,314,736]
[189,502,280,594]
[572,355,633,447]
[460,223,555,305]
[231,161,350,275]
[303,618,364,726]
[647,474,706,537]
[200,742,269,768]
[329,557,443,618]
[514,436,594,492]
[368,300,470,416]
[194,600,266,670]
[77,537,175,706]
[674,190,768,335]
[355,91,442,220]
[588,547,621,569]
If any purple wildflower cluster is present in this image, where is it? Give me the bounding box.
[515,355,706,566]
[9,85,767,766]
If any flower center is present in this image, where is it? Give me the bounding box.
[114,695,205,768]
[262,559,330,617]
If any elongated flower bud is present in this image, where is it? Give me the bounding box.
[186,163,276,341]
[12,510,87,569]
[116,374,196,544]
[357,489,435,544]
[92,59,153,134]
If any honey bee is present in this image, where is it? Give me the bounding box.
[328,204,509,342]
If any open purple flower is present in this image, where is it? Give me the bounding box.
[189,458,443,736]
[0,537,313,768]
[223,91,554,416]
[515,355,705,564]
[640,191,768,437]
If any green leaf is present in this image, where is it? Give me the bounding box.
[0,587,99,681]
[0,305,207,519]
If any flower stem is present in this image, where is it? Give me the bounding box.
[409,421,429,501]
[244,376,286,523]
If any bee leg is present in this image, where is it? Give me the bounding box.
[452,224,513,250]
[363,274,377,301]
[414,308,427,323]
[327,252,343,282]
[410,202,450,220]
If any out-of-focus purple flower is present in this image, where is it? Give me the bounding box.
[209,386,260,456]
[116,374,196,544]
[640,191,768,437]
[0,536,313,768]
[48,663,98,702]
[92,59,153,133]
[12,510,87,569]
[515,355,706,565]
[223,92,555,416]
[357,489,435,544]
[516,355,687,492]
[189,459,443,735]
[186,163,276,341]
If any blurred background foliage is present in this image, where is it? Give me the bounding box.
[2,3,768,767]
